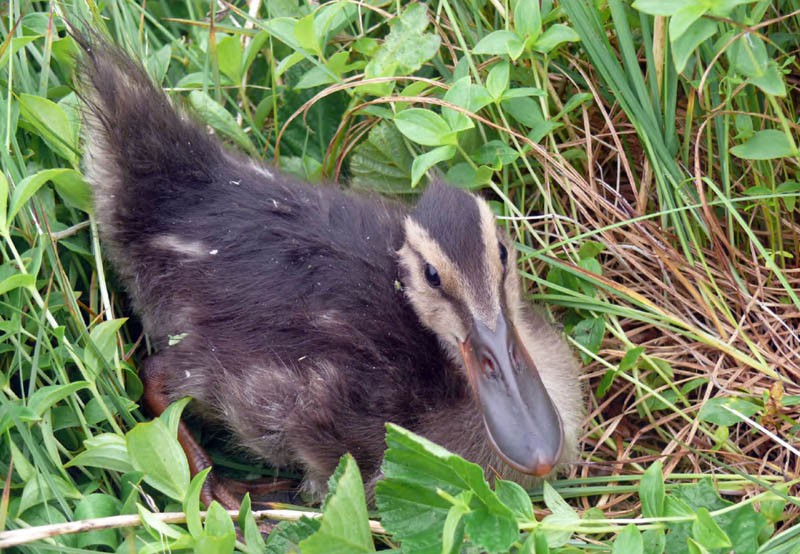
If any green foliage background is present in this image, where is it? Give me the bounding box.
[1,0,799,552]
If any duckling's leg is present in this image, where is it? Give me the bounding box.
[139,356,294,509]
[140,356,239,509]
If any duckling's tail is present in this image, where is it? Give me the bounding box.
[73,30,225,247]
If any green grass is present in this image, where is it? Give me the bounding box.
[2,0,800,552]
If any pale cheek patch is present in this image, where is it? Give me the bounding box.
[503,246,523,320]
[402,219,463,292]
[397,243,468,342]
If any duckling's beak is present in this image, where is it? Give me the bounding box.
[460,313,564,476]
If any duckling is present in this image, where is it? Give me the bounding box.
[75,35,584,505]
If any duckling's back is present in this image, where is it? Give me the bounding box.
[78,37,415,350]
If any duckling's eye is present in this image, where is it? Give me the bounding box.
[499,242,508,266]
[424,263,441,288]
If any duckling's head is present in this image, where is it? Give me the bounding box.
[397,181,564,476]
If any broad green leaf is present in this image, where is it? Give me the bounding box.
[442,77,476,133]
[642,529,666,554]
[557,92,593,118]
[27,381,89,416]
[527,120,561,143]
[299,454,375,553]
[687,537,711,554]
[759,486,789,524]
[195,501,236,554]
[471,141,520,167]
[188,90,256,154]
[665,495,695,517]
[265,517,320,554]
[184,468,212,537]
[620,347,645,372]
[728,33,769,78]
[275,51,304,79]
[726,33,786,94]
[395,109,456,147]
[0,36,40,69]
[463,503,519,553]
[176,71,232,88]
[578,240,606,259]
[474,30,525,60]
[749,61,787,96]
[350,123,413,193]
[17,94,78,164]
[243,31,270,75]
[502,87,546,100]
[514,0,542,43]
[540,483,579,547]
[145,43,172,84]
[533,24,580,53]
[495,479,533,521]
[0,274,35,296]
[599,346,643,397]
[313,2,357,49]
[571,317,605,363]
[672,18,717,74]
[613,524,643,554]
[262,17,302,51]
[486,61,510,102]
[668,4,707,41]
[665,478,768,554]
[162,397,191,438]
[445,163,494,189]
[441,493,470,554]
[543,482,577,519]
[728,32,787,94]
[363,3,440,95]
[67,433,135,473]
[523,530,550,554]
[411,145,456,187]
[692,508,732,549]
[51,170,93,213]
[216,35,244,82]
[18,474,82,515]
[631,0,686,15]
[727,504,768,554]
[376,424,516,554]
[239,494,267,553]
[697,396,761,426]
[578,256,602,277]
[74,494,121,550]
[294,13,319,55]
[126,418,190,502]
[8,437,36,480]
[138,504,184,540]
[85,318,128,375]
[639,461,665,517]
[296,51,350,89]
[708,0,755,16]
[540,512,578,547]
[8,168,73,225]
[502,96,546,128]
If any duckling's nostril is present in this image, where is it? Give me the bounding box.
[509,344,523,374]
[481,353,500,380]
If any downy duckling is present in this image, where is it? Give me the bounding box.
[75,34,585,505]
